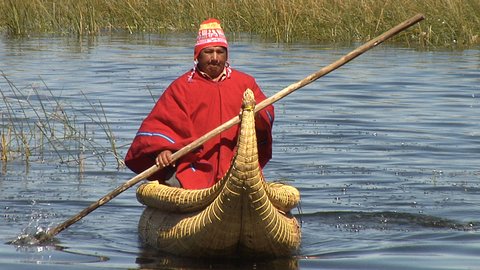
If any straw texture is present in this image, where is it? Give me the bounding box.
[137,89,301,257]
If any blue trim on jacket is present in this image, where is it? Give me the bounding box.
[136,132,175,144]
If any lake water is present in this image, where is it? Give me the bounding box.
[0,33,479,270]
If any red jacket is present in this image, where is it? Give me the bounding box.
[125,68,274,189]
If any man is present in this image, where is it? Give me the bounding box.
[125,18,274,189]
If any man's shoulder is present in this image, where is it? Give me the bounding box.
[166,70,196,88]
[173,70,194,83]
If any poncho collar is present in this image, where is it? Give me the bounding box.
[188,61,232,82]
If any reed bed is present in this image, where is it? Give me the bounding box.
[0,73,124,169]
[0,0,478,48]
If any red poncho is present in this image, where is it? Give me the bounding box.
[125,68,274,189]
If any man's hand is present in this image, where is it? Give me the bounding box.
[156,150,174,168]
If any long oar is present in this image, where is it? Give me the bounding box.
[14,13,424,244]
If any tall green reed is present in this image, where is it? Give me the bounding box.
[0,73,124,169]
[0,0,478,48]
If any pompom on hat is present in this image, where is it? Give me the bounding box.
[194,18,228,60]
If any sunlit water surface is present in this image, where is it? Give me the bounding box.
[0,34,479,270]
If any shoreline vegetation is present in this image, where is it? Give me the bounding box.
[0,72,125,170]
[0,0,478,48]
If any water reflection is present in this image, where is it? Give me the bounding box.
[4,242,109,266]
[300,211,477,233]
[136,247,299,270]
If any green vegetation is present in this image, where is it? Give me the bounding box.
[0,73,124,169]
[0,0,478,48]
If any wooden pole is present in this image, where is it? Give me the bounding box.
[42,13,425,240]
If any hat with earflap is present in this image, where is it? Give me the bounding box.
[194,18,228,60]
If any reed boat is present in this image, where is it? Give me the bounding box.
[136,89,301,258]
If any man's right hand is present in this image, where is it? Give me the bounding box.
[156,150,174,168]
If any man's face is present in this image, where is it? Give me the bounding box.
[196,46,227,79]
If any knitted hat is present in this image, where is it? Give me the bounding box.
[194,18,228,60]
